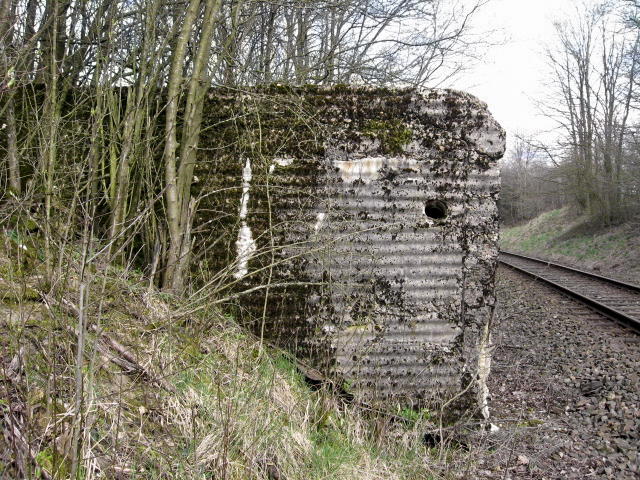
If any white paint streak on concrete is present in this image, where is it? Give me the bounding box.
[314,212,326,233]
[234,159,256,279]
[477,319,494,420]
[239,158,252,218]
[270,156,295,174]
[274,156,294,166]
[334,157,386,184]
[334,156,420,184]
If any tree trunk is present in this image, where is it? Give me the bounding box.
[40,0,64,281]
[1,0,20,193]
[163,0,203,292]
[5,97,20,193]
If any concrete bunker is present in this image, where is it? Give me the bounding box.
[194,85,505,418]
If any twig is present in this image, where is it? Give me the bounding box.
[1,413,54,480]
[41,291,176,393]
[90,325,176,393]
[64,326,138,372]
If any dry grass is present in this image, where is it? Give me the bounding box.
[0,237,473,479]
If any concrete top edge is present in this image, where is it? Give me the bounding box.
[211,84,506,159]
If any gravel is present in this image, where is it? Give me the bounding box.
[465,268,640,479]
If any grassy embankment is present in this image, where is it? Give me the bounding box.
[500,207,640,283]
[0,234,478,479]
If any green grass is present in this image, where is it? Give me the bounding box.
[501,207,639,280]
[500,208,572,253]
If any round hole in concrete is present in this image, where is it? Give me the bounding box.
[424,200,448,220]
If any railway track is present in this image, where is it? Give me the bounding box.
[498,251,640,333]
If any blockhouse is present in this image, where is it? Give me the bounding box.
[194,85,505,418]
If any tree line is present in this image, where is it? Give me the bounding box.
[0,0,486,292]
[500,0,640,226]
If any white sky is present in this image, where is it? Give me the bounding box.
[451,0,579,156]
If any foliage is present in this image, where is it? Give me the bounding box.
[396,406,435,428]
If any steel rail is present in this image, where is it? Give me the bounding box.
[498,251,640,334]
[500,250,640,292]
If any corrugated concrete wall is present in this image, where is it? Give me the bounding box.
[194,86,505,418]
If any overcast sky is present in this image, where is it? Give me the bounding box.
[452,0,579,156]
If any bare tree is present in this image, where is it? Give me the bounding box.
[1,0,493,293]
[543,0,640,223]
[209,0,490,87]
[499,135,566,225]
[1,0,20,193]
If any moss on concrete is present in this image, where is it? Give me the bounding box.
[363,119,413,154]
